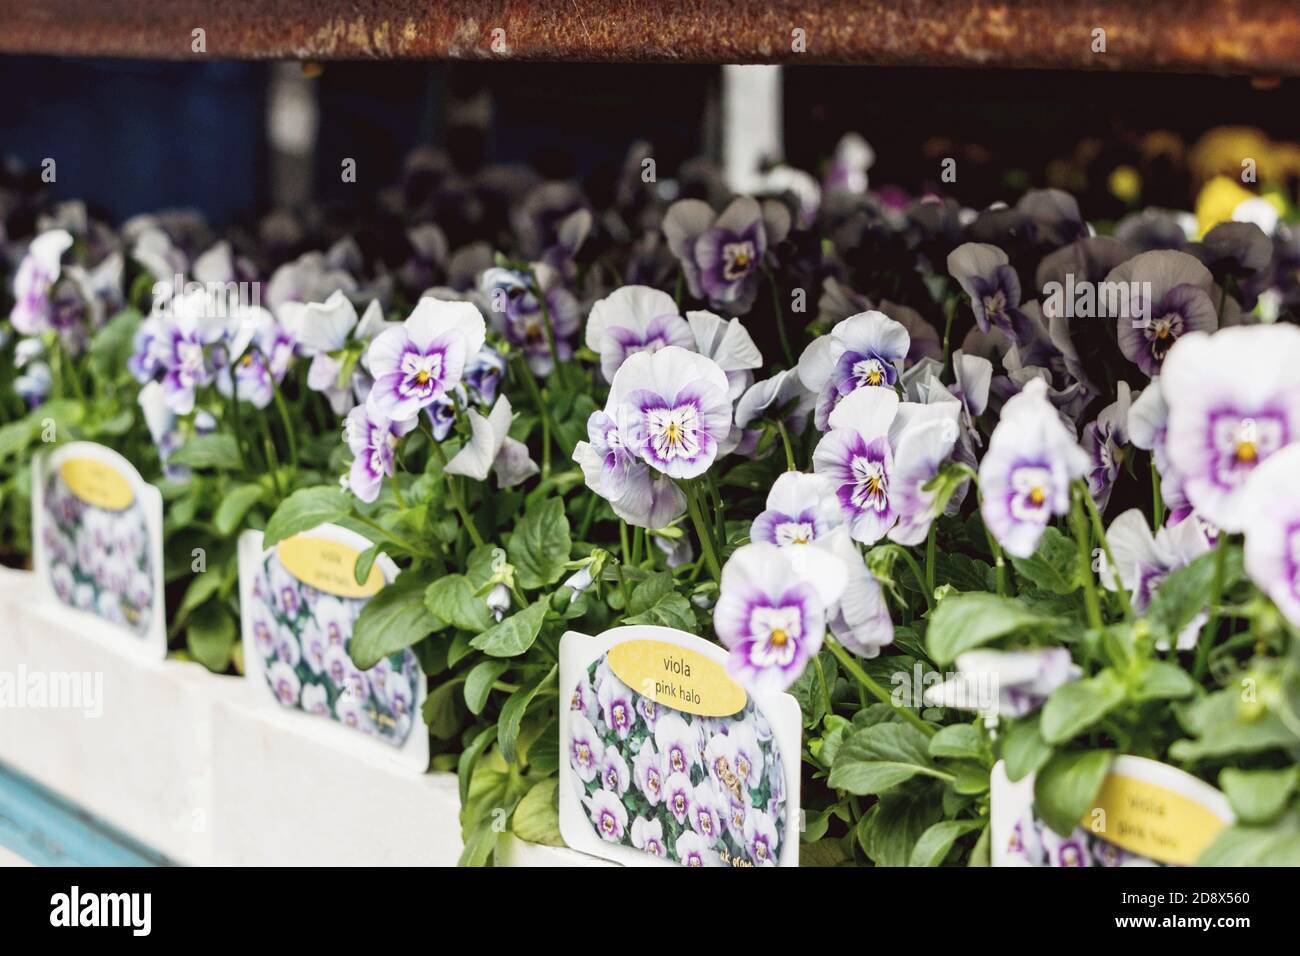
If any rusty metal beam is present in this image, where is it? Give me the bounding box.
[0,1,1298,74]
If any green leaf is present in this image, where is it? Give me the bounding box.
[470,599,549,658]
[622,591,695,630]
[828,722,939,795]
[263,486,352,548]
[910,819,985,866]
[1001,714,1053,782]
[349,570,438,670]
[863,788,943,866]
[508,497,571,590]
[172,566,223,634]
[511,778,564,847]
[464,660,510,715]
[1218,767,1299,825]
[925,592,1050,665]
[457,725,498,806]
[1170,684,1299,761]
[1033,750,1112,836]
[425,574,492,632]
[168,433,243,470]
[422,677,465,740]
[498,667,555,765]
[1009,526,1080,594]
[928,723,986,762]
[186,602,235,672]
[1146,546,1243,646]
[1197,823,1300,866]
[1040,670,1126,744]
[353,544,379,586]
[213,483,264,537]
[1131,659,1197,702]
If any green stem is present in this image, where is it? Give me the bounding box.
[258,412,284,497]
[765,266,795,367]
[350,513,440,561]
[1193,535,1230,680]
[632,525,645,567]
[895,547,932,614]
[271,375,299,469]
[514,354,559,478]
[389,475,408,509]
[528,267,568,390]
[614,559,633,617]
[776,418,797,471]
[578,493,600,541]
[429,439,486,549]
[1071,485,1103,629]
[925,524,938,599]
[824,637,935,737]
[59,340,85,401]
[684,481,722,582]
[812,654,834,717]
[1078,480,1133,620]
[620,520,632,566]
[1150,456,1164,530]
[940,294,957,377]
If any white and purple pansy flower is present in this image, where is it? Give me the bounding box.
[1161,324,1300,532]
[364,297,485,421]
[10,229,73,336]
[479,264,580,377]
[585,285,694,383]
[814,527,896,659]
[686,309,764,401]
[158,292,226,415]
[797,310,911,431]
[582,788,628,843]
[569,712,605,783]
[1242,444,1300,629]
[663,772,693,825]
[443,396,539,489]
[217,307,295,409]
[600,749,631,796]
[1081,381,1134,513]
[1108,250,1219,378]
[607,345,733,481]
[573,408,687,530]
[630,816,667,858]
[947,242,1029,340]
[343,402,417,503]
[734,368,817,442]
[689,784,723,846]
[743,808,779,866]
[1102,508,1212,650]
[751,471,843,546]
[662,195,791,314]
[596,671,638,741]
[924,647,1081,719]
[633,739,664,805]
[978,378,1091,559]
[654,713,700,777]
[713,542,847,692]
[675,830,721,868]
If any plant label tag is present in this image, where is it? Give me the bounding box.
[31,442,166,661]
[238,525,428,771]
[991,755,1234,866]
[559,624,801,867]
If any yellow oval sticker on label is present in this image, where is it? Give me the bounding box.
[608,640,746,717]
[276,535,385,599]
[1082,774,1229,866]
[60,458,135,511]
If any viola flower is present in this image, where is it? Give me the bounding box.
[569,712,605,783]
[364,297,485,421]
[573,407,687,529]
[282,292,385,414]
[158,292,225,415]
[630,817,667,858]
[675,830,721,868]
[585,285,694,383]
[797,310,911,430]
[686,309,764,401]
[267,661,301,708]
[823,132,874,195]
[463,346,507,406]
[1108,250,1218,378]
[605,346,733,481]
[947,243,1028,341]
[218,308,295,409]
[663,195,790,314]
[1161,324,1300,531]
[344,403,417,503]
[600,749,631,797]
[816,527,896,659]
[744,808,779,866]
[265,248,358,315]
[632,739,665,806]
[979,378,1090,559]
[663,772,693,825]
[1102,508,1212,649]
[596,671,637,741]
[689,784,723,846]
[924,648,1081,718]
[479,264,580,376]
[654,714,700,777]
[444,396,539,489]
[713,542,847,692]
[1241,444,1300,628]
[1081,382,1134,513]
[750,472,842,547]
[10,229,73,336]
[734,368,817,443]
[582,788,628,843]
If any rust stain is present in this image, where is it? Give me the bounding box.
[0,0,1297,74]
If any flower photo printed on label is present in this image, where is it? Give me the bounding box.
[238,525,428,770]
[32,441,166,660]
[560,625,802,867]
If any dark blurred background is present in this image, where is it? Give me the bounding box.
[1,56,1297,226]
